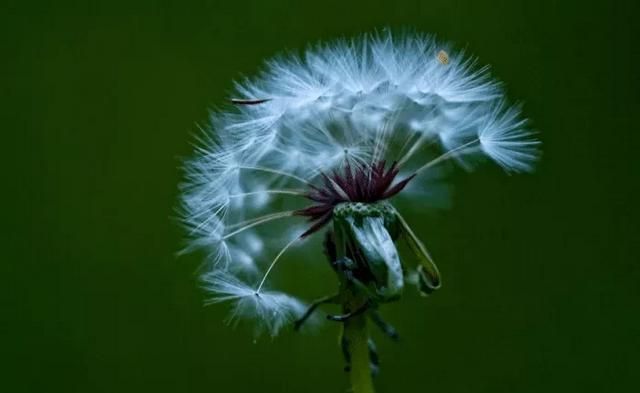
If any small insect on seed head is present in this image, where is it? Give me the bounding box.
[437,50,449,65]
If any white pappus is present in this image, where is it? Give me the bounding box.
[180,30,540,336]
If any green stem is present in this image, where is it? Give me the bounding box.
[333,218,375,393]
[344,313,375,393]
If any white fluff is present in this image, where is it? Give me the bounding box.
[479,102,540,172]
[202,271,306,336]
[181,30,540,336]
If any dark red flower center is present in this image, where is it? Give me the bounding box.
[295,161,415,237]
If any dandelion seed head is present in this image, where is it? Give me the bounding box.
[181,30,540,336]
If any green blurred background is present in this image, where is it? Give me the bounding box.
[2,0,639,392]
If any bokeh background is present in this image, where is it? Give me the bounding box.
[3,1,639,392]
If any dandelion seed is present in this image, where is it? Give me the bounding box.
[230,98,271,105]
[437,50,449,65]
[202,271,306,336]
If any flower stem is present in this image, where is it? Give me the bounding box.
[333,218,375,393]
[344,312,375,393]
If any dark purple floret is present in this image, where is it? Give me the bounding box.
[295,161,415,238]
